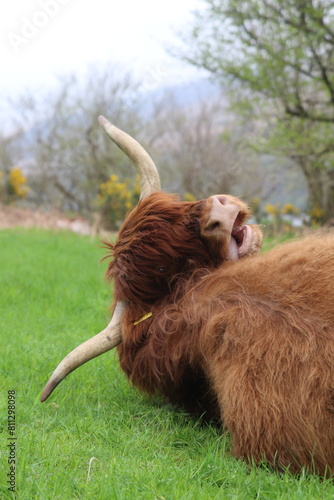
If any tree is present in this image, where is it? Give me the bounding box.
[181,0,334,221]
[10,66,143,213]
[145,90,252,199]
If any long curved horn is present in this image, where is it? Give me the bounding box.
[41,119,157,402]
[40,301,126,402]
[98,115,161,199]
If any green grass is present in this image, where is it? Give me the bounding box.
[1,229,334,499]
[261,232,301,252]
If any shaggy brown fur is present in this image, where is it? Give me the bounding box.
[105,191,334,476]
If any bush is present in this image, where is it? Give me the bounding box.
[0,167,29,203]
[308,205,325,226]
[97,174,140,230]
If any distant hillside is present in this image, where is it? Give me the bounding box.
[141,78,228,116]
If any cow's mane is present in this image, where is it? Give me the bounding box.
[115,264,220,420]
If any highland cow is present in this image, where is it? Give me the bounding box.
[41,116,334,476]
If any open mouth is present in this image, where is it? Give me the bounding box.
[229,225,253,260]
[231,226,246,247]
[204,195,263,261]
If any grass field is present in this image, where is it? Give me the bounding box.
[1,229,334,499]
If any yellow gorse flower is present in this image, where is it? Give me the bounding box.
[265,203,281,216]
[9,167,29,198]
[183,192,196,202]
[97,174,141,229]
[282,203,300,215]
[308,205,325,225]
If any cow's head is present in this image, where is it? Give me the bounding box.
[109,191,261,305]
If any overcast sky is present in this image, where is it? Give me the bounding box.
[1,0,204,100]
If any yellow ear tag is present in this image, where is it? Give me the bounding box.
[133,312,153,326]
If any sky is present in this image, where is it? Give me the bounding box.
[1,0,204,100]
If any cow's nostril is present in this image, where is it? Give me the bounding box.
[217,196,227,206]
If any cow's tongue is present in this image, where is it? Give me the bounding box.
[228,236,239,261]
